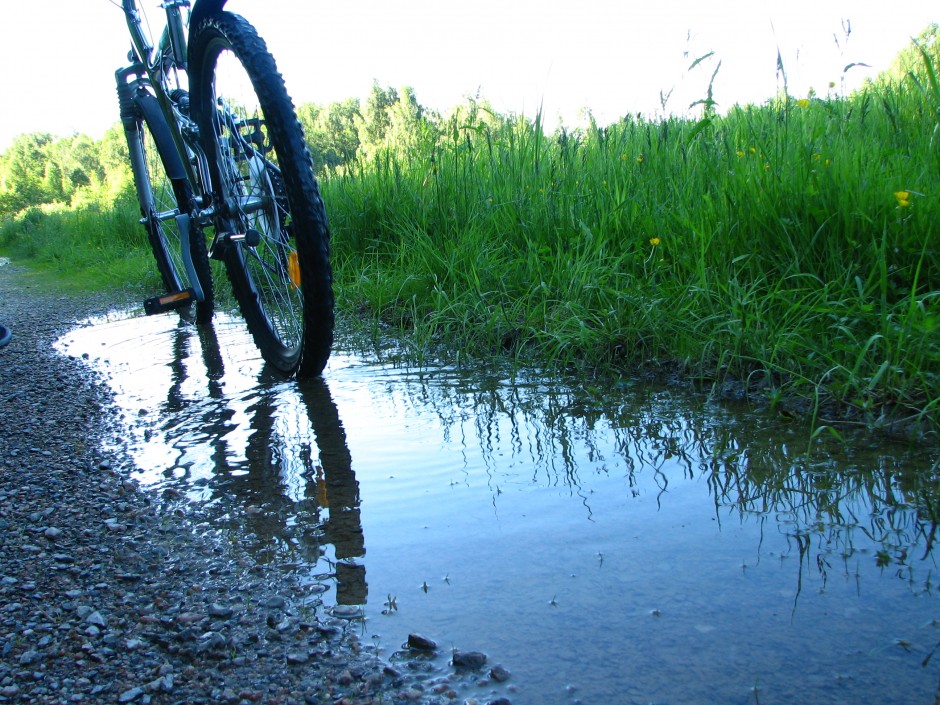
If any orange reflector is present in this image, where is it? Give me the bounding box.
[287,251,301,287]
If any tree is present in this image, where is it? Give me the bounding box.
[385,86,429,159]
[63,135,106,192]
[298,99,361,173]
[0,133,54,214]
[357,82,399,154]
[296,103,322,142]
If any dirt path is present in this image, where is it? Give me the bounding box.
[0,265,461,705]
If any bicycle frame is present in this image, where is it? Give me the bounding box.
[116,0,277,309]
[118,0,209,208]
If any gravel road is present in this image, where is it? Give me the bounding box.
[0,264,512,705]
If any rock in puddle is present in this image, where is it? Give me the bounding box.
[490,664,512,682]
[452,649,487,670]
[407,633,438,652]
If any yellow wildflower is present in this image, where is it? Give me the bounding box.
[797,98,811,108]
[636,155,644,164]
[894,190,911,208]
[736,150,745,158]
[649,237,661,247]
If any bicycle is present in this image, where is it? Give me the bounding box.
[114,0,334,377]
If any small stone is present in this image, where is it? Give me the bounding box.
[118,686,144,702]
[85,611,107,627]
[286,652,309,665]
[330,604,361,620]
[146,674,173,693]
[490,664,511,682]
[44,527,63,540]
[407,633,438,651]
[208,603,233,619]
[196,632,227,653]
[19,649,40,665]
[262,596,287,609]
[452,650,487,670]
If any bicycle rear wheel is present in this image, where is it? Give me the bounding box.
[130,94,214,324]
[189,12,334,377]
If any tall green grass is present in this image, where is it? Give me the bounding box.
[0,187,161,293]
[323,82,939,435]
[2,53,936,436]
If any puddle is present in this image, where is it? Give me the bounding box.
[57,310,940,705]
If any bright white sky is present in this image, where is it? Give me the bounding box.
[1,0,936,151]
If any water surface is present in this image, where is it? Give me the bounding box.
[57,311,940,705]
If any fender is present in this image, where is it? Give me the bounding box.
[189,0,227,30]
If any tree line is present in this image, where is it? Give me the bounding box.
[0,81,438,218]
[2,21,937,221]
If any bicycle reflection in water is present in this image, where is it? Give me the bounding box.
[150,318,367,612]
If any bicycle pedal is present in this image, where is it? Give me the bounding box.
[144,289,196,315]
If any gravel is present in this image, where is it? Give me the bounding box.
[0,264,514,705]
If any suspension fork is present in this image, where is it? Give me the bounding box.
[115,66,206,303]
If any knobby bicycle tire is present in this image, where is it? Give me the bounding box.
[189,12,334,377]
[131,94,214,324]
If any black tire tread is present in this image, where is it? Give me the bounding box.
[189,12,333,376]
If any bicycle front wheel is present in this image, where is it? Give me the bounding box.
[132,94,214,324]
[189,12,334,377]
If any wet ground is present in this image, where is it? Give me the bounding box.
[56,309,940,705]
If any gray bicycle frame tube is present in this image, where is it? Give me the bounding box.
[119,0,209,302]
[120,0,203,195]
[120,0,272,251]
